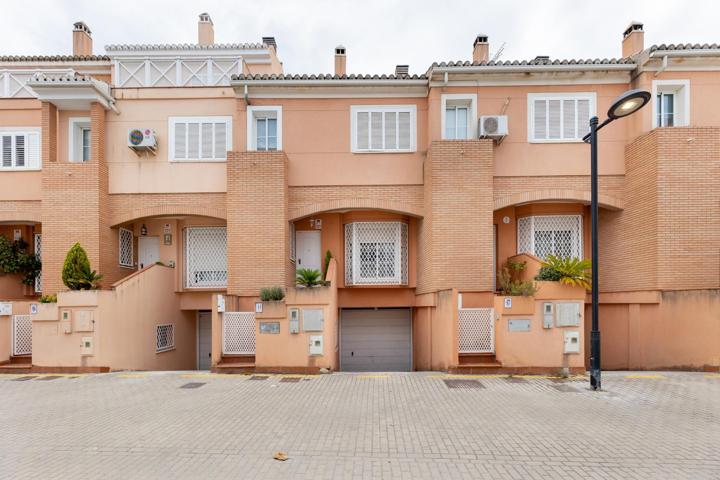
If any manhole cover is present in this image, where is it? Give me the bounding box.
[443,379,485,389]
[552,384,579,393]
[180,382,205,389]
[249,375,269,381]
[504,376,528,383]
[36,375,62,381]
[12,376,37,382]
[280,377,301,383]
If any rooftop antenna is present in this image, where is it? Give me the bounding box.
[490,42,506,62]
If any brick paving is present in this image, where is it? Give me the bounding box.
[0,371,719,479]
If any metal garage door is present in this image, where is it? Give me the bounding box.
[340,309,412,372]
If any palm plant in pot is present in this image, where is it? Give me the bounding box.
[296,268,322,288]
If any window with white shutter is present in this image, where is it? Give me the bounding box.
[527,93,595,142]
[351,106,416,152]
[169,116,232,161]
[0,130,40,170]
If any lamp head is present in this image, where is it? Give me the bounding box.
[607,89,651,119]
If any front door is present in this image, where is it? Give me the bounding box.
[198,311,212,370]
[138,236,160,269]
[296,230,321,271]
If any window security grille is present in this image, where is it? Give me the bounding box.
[517,215,583,259]
[531,96,591,141]
[34,234,41,293]
[118,228,134,268]
[185,227,227,288]
[222,312,256,354]
[458,308,494,353]
[344,222,408,285]
[156,324,175,352]
[0,132,40,169]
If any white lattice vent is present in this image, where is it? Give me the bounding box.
[517,215,583,259]
[12,315,32,356]
[458,308,494,354]
[222,312,256,355]
[185,227,227,288]
[345,222,408,285]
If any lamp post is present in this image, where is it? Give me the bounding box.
[583,89,650,391]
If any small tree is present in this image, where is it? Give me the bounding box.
[62,243,102,290]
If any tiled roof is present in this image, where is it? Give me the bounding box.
[0,55,110,62]
[430,57,635,68]
[27,72,96,84]
[231,73,427,81]
[648,43,720,52]
[105,43,265,51]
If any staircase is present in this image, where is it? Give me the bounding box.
[213,355,255,374]
[449,353,503,374]
[0,355,33,374]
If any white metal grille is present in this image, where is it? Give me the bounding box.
[156,324,175,352]
[12,314,32,356]
[344,222,408,285]
[222,312,256,355]
[185,227,227,288]
[34,233,41,293]
[118,228,134,268]
[458,308,494,354]
[517,215,583,259]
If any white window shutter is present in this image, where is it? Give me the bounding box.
[27,132,40,169]
[356,112,369,150]
[1,135,11,167]
[562,99,576,139]
[187,122,200,158]
[14,135,25,167]
[214,122,227,159]
[398,111,410,149]
[384,111,397,149]
[370,112,383,150]
[533,100,546,140]
[577,99,590,137]
[201,123,213,159]
[174,122,187,159]
[548,99,561,139]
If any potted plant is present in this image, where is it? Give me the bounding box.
[260,286,285,301]
[296,268,322,288]
[535,255,592,290]
[62,243,102,290]
[497,260,537,296]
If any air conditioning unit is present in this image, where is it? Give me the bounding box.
[479,115,509,141]
[127,128,157,154]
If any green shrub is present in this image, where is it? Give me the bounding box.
[260,286,285,301]
[62,243,102,290]
[296,268,322,287]
[497,261,537,296]
[39,294,57,303]
[321,250,333,281]
[534,255,592,290]
[0,236,41,286]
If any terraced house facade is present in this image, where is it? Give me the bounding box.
[0,15,717,374]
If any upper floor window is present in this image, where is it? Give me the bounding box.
[169,116,232,162]
[652,80,689,128]
[528,93,595,143]
[517,215,583,259]
[351,106,416,153]
[247,106,282,152]
[344,221,408,286]
[0,129,40,170]
[441,94,477,140]
[69,117,91,163]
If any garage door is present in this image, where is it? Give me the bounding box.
[340,309,412,372]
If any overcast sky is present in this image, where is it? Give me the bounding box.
[2,0,717,74]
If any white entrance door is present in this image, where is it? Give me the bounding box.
[138,236,160,269]
[296,230,321,271]
[197,311,212,370]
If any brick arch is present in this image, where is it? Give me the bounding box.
[111,205,226,227]
[289,198,424,221]
[0,202,41,223]
[493,189,624,211]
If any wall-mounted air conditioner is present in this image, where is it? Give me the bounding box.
[479,115,508,142]
[128,128,157,155]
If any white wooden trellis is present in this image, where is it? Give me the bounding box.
[517,215,583,259]
[222,312,256,355]
[12,314,32,356]
[344,222,408,286]
[458,308,494,354]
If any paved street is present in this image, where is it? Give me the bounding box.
[0,371,719,479]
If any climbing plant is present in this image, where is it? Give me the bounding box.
[0,236,41,286]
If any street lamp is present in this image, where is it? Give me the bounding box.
[583,89,650,391]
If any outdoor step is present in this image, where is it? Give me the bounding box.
[10,356,32,365]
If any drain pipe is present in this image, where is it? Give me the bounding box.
[244,84,251,105]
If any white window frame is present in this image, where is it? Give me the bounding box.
[652,80,690,129]
[441,94,477,140]
[185,226,228,289]
[168,116,232,162]
[156,324,175,353]
[118,227,134,268]
[68,117,91,163]
[517,214,583,259]
[350,105,417,153]
[345,222,408,286]
[527,92,596,143]
[247,106,282,151]
[0,127,41,170]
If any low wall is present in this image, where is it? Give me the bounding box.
[0,301,35,362]
[589,289,720,371]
